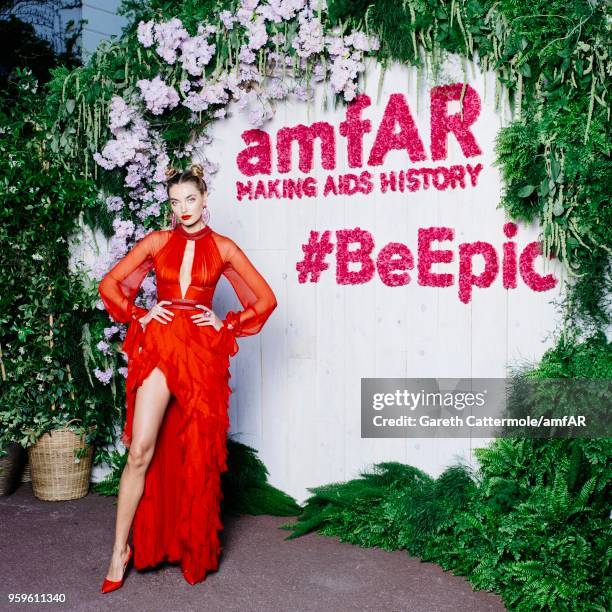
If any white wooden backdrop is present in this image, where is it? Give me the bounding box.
[81,56,564,504]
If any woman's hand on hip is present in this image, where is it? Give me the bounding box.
[191,305,222,331]
[139,300,175,326]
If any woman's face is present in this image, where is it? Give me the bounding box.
[168,181,208,226]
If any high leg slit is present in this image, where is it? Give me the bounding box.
[127,365,172,448]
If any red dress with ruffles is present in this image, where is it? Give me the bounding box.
[98,222,277,585]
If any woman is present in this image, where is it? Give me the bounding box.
[98,164,277,591]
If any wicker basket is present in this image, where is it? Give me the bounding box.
[0,442,26,495]
[21,460,31,483]
[28,418,94,501]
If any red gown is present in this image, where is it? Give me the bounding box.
[98,222,277,584]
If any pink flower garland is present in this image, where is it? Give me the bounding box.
[377,242,414,286]
[237,129,272,175]
[430,84,482,160]
[417,227,454,288]
[339,94,372,167]
[336,227,376,284]
[458,241,499,303]
[276,123,336,173]
[368,93,426,166]
[519,241,558,291]
[503,222,518,288]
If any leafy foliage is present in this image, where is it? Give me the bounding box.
[283,436,610,610]
[0,6,82,93]
[0,68,119,458]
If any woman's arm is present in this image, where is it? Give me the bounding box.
[221,240,278,337]
[98,231,161,324]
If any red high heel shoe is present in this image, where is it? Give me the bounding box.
[100,543,133,594]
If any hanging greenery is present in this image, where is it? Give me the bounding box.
[328,0,611,331]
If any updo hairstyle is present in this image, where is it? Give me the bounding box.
[165,163,208,195]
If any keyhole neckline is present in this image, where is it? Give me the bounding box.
[175,223,212,240]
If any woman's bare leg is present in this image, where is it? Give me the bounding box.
[104,366,172,581]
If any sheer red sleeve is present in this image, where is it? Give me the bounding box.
[98,231,161,324]
[212,238,277,357]
[222,240,278,336]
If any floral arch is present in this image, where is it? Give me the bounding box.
[52,1,608,369]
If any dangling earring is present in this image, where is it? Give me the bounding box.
[201,206,210,225]
[171,212,177,229]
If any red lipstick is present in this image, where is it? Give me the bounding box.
[181,214,191,220]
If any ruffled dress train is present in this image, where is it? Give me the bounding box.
[121,310,237,585]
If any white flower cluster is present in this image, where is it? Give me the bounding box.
[131,0,379,125]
